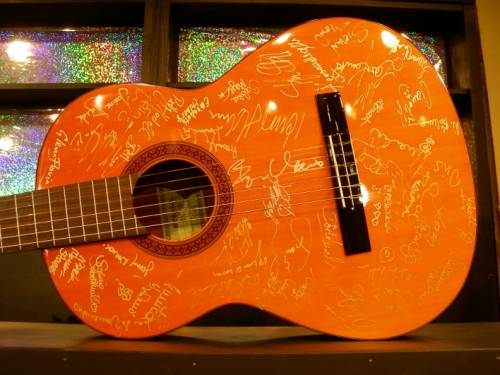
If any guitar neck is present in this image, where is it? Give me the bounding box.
[0,175,147,254]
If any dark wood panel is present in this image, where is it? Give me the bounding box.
[169,0,466,11]
[142,0,173,83]
[170,1,464,32]
[463,4,500,310]
[0,322,498,375]
[0,1,144,27]
[0,84,106,108]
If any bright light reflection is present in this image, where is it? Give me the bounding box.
[345,103,355,119]
[381,31,399,51]
[95,95,104,110]
[0,137,14,152]
[267,100,278,112]
[240,46,257,55]
[273,32,291,45]
[49,113,60,122]
[359,184,369,206]
[6,41,33,63]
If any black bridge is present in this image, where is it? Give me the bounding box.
[315,92,371,256]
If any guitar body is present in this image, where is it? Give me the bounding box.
[37,18,476,339]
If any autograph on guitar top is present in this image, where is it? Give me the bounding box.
[0,18,476,339]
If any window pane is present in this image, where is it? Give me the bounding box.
[177,27,447,84]
[0,28,142,83]
[0,110,61,196]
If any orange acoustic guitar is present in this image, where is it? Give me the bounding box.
[0,18,476,339]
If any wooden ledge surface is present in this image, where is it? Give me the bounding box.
[0,322,499,374]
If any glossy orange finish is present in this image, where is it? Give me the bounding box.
[37,18,476,339]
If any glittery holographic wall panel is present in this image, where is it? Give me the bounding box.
[177,27,447,84]
[0,111,61,196]
[0,28,142,83]
[403,31,447,85]
[177,27,275,82]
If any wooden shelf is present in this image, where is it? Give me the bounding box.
[0,322,498,374]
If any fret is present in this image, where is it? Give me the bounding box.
[77,183,86,242]
[92,178,112,241]
[62,186,71,242]
[64,184,85,243]
[0,192,38,252]
[117,175,139,237]
[31,192,40,248]
[17,191,38,251]
[13,195,22,250]
[91,180,101,240]
[0,196,18,253]
[78,181,99,243]
[18,195,36,251]
[45,186,70,247]
[104,178,114,235]
[117,176,127,233]
[105,177,126,238]
[119,175,145,237]
[33,189,52,247]
[0,174,146,254]
[129,174,140,235]
[47,189,56,246]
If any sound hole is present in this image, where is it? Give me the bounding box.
[133,159,215,241]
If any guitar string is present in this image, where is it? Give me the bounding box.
[0,166,362,232]
[0,193,363,252]
[0,153,326,217]
[46,144,352,209]
[1,144,350,215]
[0,173,364,240]
[34,137,352,207]
[125,141,352,187]
[0,146,357,217]
[0,159,362,236]
[128,153,342,192]
[0,136,359,231]
[57,142,350,203]
[0,165,327,222]
[0,139,363,248]
[128,153,356,204]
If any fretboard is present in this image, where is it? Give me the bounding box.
[0,175,148,254]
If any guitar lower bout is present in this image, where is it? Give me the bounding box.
[125,142,234,258]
